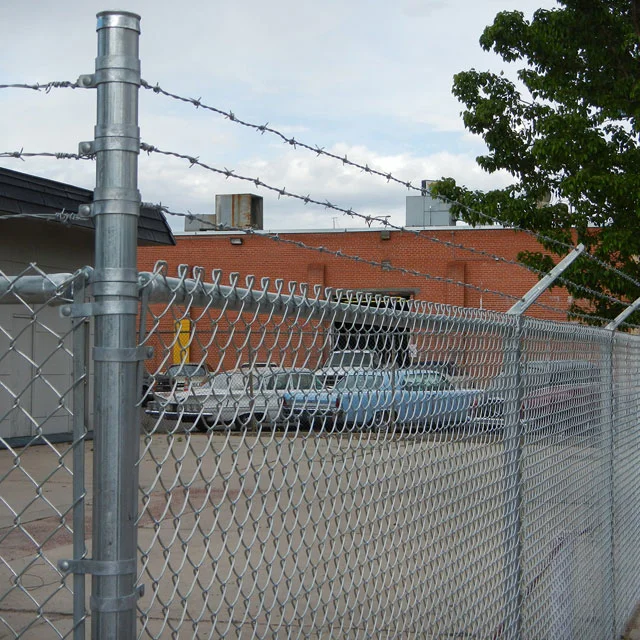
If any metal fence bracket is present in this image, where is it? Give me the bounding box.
[58,558,137,577]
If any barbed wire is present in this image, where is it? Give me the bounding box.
[4,74,640,292]
[0,211,78,225]
[0,150,90,161]
[0,81,80,92]
[1,145,635,311]
[0,194,628,324]
[141,81,640,294]
[138,143,632,312]
[3,80,640,293]
[155,206,632,327]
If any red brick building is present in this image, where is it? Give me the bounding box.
[137,226,579,374]
[138,226,574,321]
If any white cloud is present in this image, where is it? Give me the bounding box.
[133,141,513,232]
[0,0,555,233]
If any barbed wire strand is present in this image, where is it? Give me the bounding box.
[140,80,640,290]
[0,150,90,161]
[156,206,631,327]
[0,81,80,92]
[0,211,78,224]
[0,191,628,324]
[136,144,633,311]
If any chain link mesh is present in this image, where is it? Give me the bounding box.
[1,263,637,638]
[135,264,640,639]
[0,266,89,639]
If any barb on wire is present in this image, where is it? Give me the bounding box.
[0,81,81,92]
[158,207,631,327]
[141,80,640,292]
[140,143,633,313]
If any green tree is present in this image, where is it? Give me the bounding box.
[430,0,640,322]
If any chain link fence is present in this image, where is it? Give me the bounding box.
[1,9,640,640]
[0,266,89,638]
[0,262,639,639]
[132,263,638,639]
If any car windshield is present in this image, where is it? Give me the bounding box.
[167,364,207,377]
[266,372,319,391]
[326,352,374,368]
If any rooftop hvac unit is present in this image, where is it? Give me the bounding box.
[184,213,217,232]
[406,195,455,227]
[216,194,263,230]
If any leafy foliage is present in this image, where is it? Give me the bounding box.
[430,0,640,322]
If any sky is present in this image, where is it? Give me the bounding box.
[0,0,559,233]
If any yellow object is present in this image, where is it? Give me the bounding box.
[173,319,191,364]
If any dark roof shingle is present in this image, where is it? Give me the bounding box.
[0,167,176,246]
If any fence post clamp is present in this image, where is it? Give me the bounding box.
[58,557,137,577]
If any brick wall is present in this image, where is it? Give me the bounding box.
[138,227,573,320]
[138,227,576,374]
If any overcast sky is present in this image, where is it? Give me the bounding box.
[0,0,558,232]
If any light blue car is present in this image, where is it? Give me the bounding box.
[281,369,481,430]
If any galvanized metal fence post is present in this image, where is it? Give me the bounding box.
[604,331,617,638]
[601,303,640,637]
[85,11,142,639]
[602,296,640,635]
[502,244,585,638]
[500,315,524,639]
[71,269,91,640]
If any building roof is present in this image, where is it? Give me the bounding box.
[0,167,175,246]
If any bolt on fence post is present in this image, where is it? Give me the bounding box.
[89,11,142,639]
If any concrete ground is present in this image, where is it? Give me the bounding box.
[0,426,638,638]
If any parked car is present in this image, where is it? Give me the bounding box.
[471,359,603,437]
[281,368,482,431]
[146,367,318,430]
[139,368,154,408]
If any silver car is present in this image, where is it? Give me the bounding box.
[146,368,318,430]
